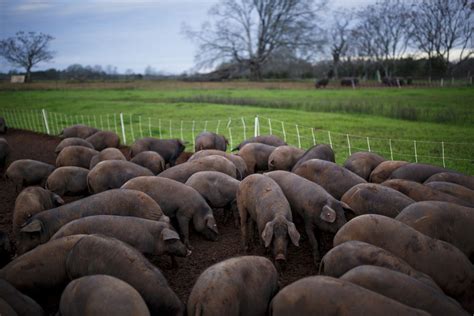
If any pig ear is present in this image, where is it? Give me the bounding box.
[340,201,353,212]
[262,222,274,248]
[53,194,64,205]
[161,228,180,241]
[206,217,219,234]
[20,220,42,233]
[287,222,300,247]
[321,205,337,223]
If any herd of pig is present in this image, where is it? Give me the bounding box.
[0,120,473,316]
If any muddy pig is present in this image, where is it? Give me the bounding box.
[424,181,474,205]
[237,174,300,262]
[267,146,304,171]
[189,149,247,179]
[232,135,286,151]
[59,125,99,139]
[89,147,127,169]
[6,160,55,190]
[85,130,120,151]
[343,151,385,180]
[46,166,89,196]
[237,143,276,174]
[265,171,348,263]
[188,256,278,316]
[131,151,165,175]
[54,137,94,154]
[390,163,453,183]
[130,138,185,166]
[195,131,228,152]
[56,146,98,169]
[369,160,409,183]
[122,176,218,248]
[424,172,474,190]
[291,144,335,171]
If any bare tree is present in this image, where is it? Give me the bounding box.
[328,9,354,79]
[352,0,412,77]
[0,31,54,82]
[184,0,326,81]
[410,0,473,76]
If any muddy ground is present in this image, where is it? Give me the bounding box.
[0,129,333,314]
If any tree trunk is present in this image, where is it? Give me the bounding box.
[25,66,32,83]
[249,61,263,81]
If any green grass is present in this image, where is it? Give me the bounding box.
[0,83,473,174]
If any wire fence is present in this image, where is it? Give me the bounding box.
[0,109,472,174]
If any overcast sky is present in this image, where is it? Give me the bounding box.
[0,0,375,74]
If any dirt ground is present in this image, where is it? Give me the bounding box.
[0,129,332,314]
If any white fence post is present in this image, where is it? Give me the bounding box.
[328,131,333,149]
[93,115,97,128]
[311,128,316,146]
[216,120,221,134]
[228,128,233,151]
[367,137,371,152]
[204,120,208,132]
[268,118,272,135]
[158,119,162,139]
[255,116,260,137]
[129,114,135,141]
[414,140,418,163]
[81,115,85,125]
[241,117,247,140]
[440,78,444,87]
[346,134,352,156]
[139,116,143,138]
[114,113,118,134]
[180,120,184,140]
[389,139,394,160]
[148,117,152,137]
[192,120,196,148]
[169,120,172,138]
[281,121,286,142]
[120,113,127,145]
[42,109,50,135]
[441,141,445,168]
[296,124,301,148]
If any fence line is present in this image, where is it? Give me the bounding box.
[0,109,472,173]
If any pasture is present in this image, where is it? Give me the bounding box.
[0,81,473,174]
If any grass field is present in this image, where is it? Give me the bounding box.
[0,81,473,174]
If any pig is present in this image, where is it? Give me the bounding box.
[0,137,10,168]
[237,174,300,262]
[5,160,55,190]
[424,181,474,205]
[159,155,237,183]
[59,275,150,316]
[265,171,348,263]
[0,279,44,316]
[16,189,167,254]
[188,256,278,316]
[45,166,89,196]
[122,176,218,248]
[87,160,153,194]
[334,214,474,312]
[66,235,184,316]
[54,137,94,154]
[51,215,189,258]
[185,171,240,226]
[424,172,474,190]
[396,201,474,262]
[237,143,276,174]
[131,151,166,175]
[341,183,415,218]
[267,146,304,171]
[390,163,453,183]
[85,131,120,151]
[130,138,185,166]
[59,125,99,139]
[56,146,99,169]
[319,240,441,291]
[369,160,409,183]
[0,235,86,294]
[195,131,228,152]
[291,144,335,172]
[293,159,366,199]
[343,151,385,180]
[89,147,127,169]
[188,149,247,179]
[340,266,468,316]
[0,117,7,134]
[13,186,64,240]
[0,299,16,316]
[0,232,12,268]
[382,179,473,207]
[232,135,286,151]
[269,276,429,316]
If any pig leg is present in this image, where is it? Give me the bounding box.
[239,206,250,252]
[230,201,240,228]
[177,215,192,249]
[304,220,320,264]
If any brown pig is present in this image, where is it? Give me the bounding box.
[59,275,150,316]
[188,256,278,316]
[382,179,473,207]
[54,137,94,154]
[51,215,189,258]
[130,151,166,175]
[188,149,247,179]
[343,151,385,180]
[265,171,348,263]
[159,155,237,183]
[59,125,99,139]
[89,147,126,169]
[269,276,429,316]
[293,159,366,199]
[291,144,335,172]
[0,137,10,168]
[16,189,167,254]
[130,138,185,166]
[122,176,218,248]
[56,146,98,169]
[334,214,474,313]
[13,186,64,240]
[396,201,474,262]
[340,265,468,316]
[85,130,120,151]
[46,166,89,196]
[390,163,453,183]
[237,143,276,174]
[0,279,44,316]
[237,174,300,262]
[5,160,55,189]
[424,181,474,205]
[232,135,286,151]
[87,160,153,193]
[267,146,304,171]
[194,131,228,152]
[424,172,474,190]
[319,240,441,291]
[369,160,409,183]
[66,235,184,316]
[341,183,415,218]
